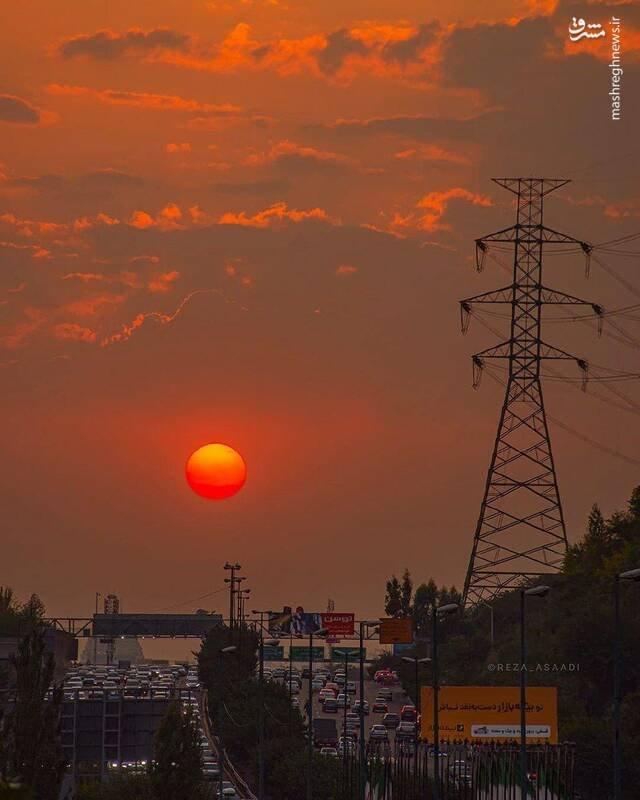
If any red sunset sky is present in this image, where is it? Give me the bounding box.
[1,0,639,622]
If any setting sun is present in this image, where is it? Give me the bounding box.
[185,443,247,500]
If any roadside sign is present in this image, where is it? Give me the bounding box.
[263,645,284,661]
[290,646,325,662]
[330,646,365,661]
[379,617,413,645]
[420,686,558,744]
[392,642,414,656]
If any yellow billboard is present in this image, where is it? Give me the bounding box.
[420,686,557,744]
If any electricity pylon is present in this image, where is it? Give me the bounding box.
[462,178,603,606]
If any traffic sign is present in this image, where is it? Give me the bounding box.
[290,646,324,662]
[263,645,284,661]
[379,617,413,644]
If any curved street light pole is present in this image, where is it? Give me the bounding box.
[613,568,640,800]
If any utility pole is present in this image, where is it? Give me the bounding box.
[462,178,601,605]
[223,562,241,629]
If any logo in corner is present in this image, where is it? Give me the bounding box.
[568,17,606,42]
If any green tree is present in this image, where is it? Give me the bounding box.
[400,568,413,616]
[384,575,402,616]
[2,629,64,800]
[149,703,203,800]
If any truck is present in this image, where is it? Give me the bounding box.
[313,717,338,748]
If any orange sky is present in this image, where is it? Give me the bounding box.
[1,0,640,622]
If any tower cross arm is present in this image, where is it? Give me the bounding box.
[539,225,590,249]
[461,285,514,307]
[540,286,603,314]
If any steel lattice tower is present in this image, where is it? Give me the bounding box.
[462,178,601,606]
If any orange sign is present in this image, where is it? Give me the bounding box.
[379,617,413,645]
[420,686,558,744]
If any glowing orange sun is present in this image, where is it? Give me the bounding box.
[186,443,247,500]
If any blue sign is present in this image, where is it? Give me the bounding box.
[392,642,415,656]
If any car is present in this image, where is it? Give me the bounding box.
[325,682,340,695]
[320,747,338,757]
[323,698,338,713]
[369,724,388,741]
[396,721,416,739]
[291,697,300,708]
[400,704,417,722]
[345,712,359,727]
[345,680,356,694]
[336,693,351,708]
[312,678,325,691]
[217,780,237,797]
[203,760,220,780]
[382,712,400,729]
[287,683,300,695]
[319,689,336,703]
[352,699,369,715]
[378,687,393,700]
[372,700,388,713]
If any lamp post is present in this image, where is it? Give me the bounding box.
[307,627,327,800]
[614,568,640,800]
[217,645,237,800]
[357,621,379,800]
[480,600,495,647]
[519,586,550,800]
[253,608,277,800]
[93,592,101,665]
[432,602,458,800]
[402,655,431,770]
[334,648,355,779]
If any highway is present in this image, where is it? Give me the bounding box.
[291,665,414,746]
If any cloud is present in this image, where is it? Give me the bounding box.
[218,202,334,228]
[380,22,440,63]
[129,204,184,230]
[166,142,192,153]
[148,270,181,292]
[394,144,470,165]
[58,28,191,60]
[47,84,240,115]
[245,140,352,172]
[391,187,493,233]
[53,323,97,342]
[317,29,368,75]
[0,95,43,125]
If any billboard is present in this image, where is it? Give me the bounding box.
[379,617,413,645]
[321,613,355,637]
[268,608,354,636]
[420,686,558,744]
[290,646,325,662]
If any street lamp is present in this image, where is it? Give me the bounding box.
[253,607,277,800]
[402,655,431,791]
[357,621,379,800]
[217,645,237,800]
[519,586,550,800]
[307,627,327,800]
[93,592,101,665]
[432,602,458,800]
[614,568,640,800]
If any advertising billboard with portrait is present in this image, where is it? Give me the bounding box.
[268,607,354,636]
